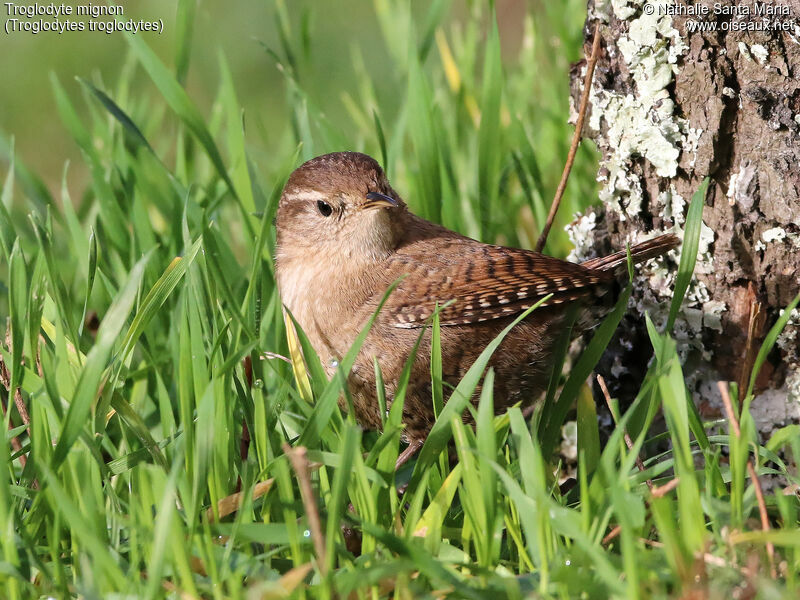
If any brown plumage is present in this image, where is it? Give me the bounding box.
[275,152,678,453]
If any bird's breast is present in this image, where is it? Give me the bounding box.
[277,257,332,338]
[276,252,389,360]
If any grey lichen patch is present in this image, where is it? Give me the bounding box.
[625,210,719,364]
[702,300,726,333]
[683,126,703,168]
[696,220,715,262]
[750,43,769,65]
[762,227,788,243]
[748,368,800,434]
[566,212,598,263]
[560,421,579,461]
[612,0,639,20]
[726,160,757,210]
[589,0,693,222]
[576,0,798,437]
[755,226,789,251]
[738,41,753,61]
[580,1,725,370]
[658,185,686,226]
[699,367,800,436]
[776,308,799,355]
[557,419,579,484]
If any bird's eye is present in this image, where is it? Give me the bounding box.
[317,200,333,217]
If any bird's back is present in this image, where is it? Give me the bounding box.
[340,214,607,439]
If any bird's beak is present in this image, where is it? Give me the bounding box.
[363,191,399,210]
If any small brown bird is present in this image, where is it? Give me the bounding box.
[275,152,678,461]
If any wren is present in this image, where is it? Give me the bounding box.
[275,152,678,460]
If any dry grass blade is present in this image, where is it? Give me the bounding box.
[205,479,275,523]
[535,23,602,252]
[651,478,680,498]
[276,563,314,596]
[717,381,776,578]
[602,525,622,545]
[160,577,199,600]
[283,443,327,575]
[738,283,765,400]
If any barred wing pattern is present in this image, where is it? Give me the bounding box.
[387,244,612,328]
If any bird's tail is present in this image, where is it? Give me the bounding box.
[580,233,680,274]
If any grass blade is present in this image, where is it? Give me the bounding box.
[667,178,709,331]
[174,0,197,84]
[125,33,239,202]
[409,298,549,491]
[52,252,151,469]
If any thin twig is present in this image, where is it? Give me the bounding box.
[717,381,776,578]
[395,439,423,471]
[718,381,741,438]
[602,525,622,545]
[535,23,602,253]
[597,375,653,490]
[283,443,327,575]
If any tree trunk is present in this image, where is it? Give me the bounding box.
[569,0,800,434]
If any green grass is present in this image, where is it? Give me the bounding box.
[1,1,800,598]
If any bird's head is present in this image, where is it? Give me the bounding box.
[275,152,407,262]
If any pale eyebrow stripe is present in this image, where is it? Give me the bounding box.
[284,190,329,202]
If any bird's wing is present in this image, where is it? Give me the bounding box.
[386,242,613,328]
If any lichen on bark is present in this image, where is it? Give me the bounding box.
[569,0,800,432]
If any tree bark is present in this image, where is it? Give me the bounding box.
[570,0,800,433]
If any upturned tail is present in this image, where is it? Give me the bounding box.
[580,233,680,274]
